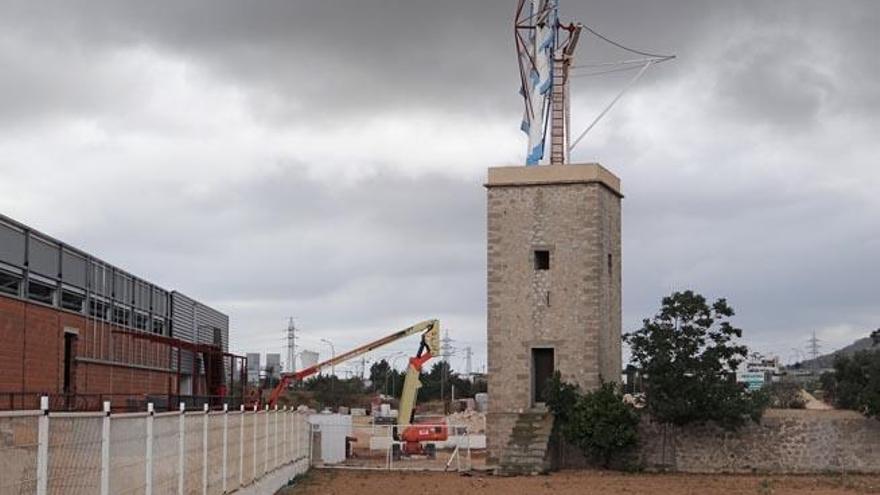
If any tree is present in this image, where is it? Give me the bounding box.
[419,361,479,402]
[823,350,880,418]
[369,359,396,393]
[624,290,766,429]
[545,373,639,468]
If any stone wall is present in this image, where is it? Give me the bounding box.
[552,409,880,473]
[638,409,880,473]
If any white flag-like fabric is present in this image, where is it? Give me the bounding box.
[520,0,558,165]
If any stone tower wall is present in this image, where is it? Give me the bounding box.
[485,163,622,463]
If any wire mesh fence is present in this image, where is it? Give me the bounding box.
[0,413,40,495]
[0,401,310,495]
[46,414,103,495]
[151,414,179,495]
[110,415,148,495]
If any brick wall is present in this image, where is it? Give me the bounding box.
[0,293,178,398]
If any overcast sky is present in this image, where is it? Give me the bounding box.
[1,1,877,375]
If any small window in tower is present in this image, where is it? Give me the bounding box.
[534,250,550,270]
[608,253,613,275]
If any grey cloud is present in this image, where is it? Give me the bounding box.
[714,34,835,129]
[52,166,485,322]
[2,0,879,366]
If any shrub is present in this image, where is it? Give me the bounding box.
[545,373,640,468]
[823,350,880,418]
[765,382,806,409]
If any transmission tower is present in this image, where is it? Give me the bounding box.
[286,317,297,373]
[440,330,454,363]
[807,331,821,373]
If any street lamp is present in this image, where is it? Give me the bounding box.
[320,338,336,376]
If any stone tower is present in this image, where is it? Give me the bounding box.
[485,163,622,464]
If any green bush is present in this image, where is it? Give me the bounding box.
[545,373,640,468]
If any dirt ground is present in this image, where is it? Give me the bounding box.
[279,469,880,495]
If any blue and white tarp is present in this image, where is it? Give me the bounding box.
[519,0,558,165]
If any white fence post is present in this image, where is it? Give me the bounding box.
[282,406,288,463]
[36,396,49,495]
[222,403,228,494]
[100,401,111,495]
[252,405,257,482]
[264,405,269,474]
[273,405,279,469]
[202,403,208,495]
[238,405,244,488]
[178,402,185,495]
[145,403,154,495]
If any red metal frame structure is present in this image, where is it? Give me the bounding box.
[111,327,247,406]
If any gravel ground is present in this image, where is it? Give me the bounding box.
[279,469,880,495]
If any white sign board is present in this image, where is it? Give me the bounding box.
[736,371,765,391]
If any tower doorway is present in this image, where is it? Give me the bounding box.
[531,347,554,406]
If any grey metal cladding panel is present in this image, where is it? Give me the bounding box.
[29,236,59,277]
[0,221,25,267]
[171,291,196,343]
[133,279,149,310]
[114,272,133,303]
[196,302,229,352]
[171,291,229,352]
[62,250,87,288]
[89,262,110,296]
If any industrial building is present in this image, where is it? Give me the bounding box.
[246,352,261,384]
[266,353,282,379]
[0,213,245,410]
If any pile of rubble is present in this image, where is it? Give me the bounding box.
[446,410,486,434]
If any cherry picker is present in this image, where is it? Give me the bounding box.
[265,319,448,458]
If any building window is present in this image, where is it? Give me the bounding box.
[133,311,149,331]
[90,299,109,320]
[213,327,222,346]
[0,271,21,296]
[61,289,85,313]
[28,279,55,305]
[607,253,613,275]
[113,306,131,327]
[152,318,165,336]
[534,250,550,270]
